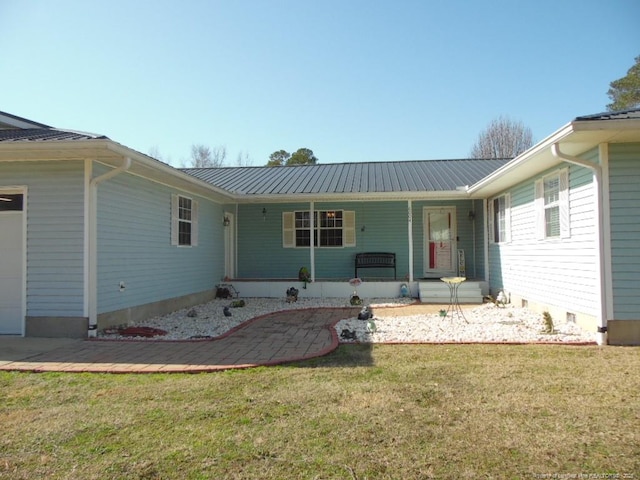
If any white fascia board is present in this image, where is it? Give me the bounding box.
[232,190,470,204]
[0,139,113,160]
[468,117,640,197]
[572,118,640,132]
[104,142,235,203]
[0,139,236,203]
[467,123,575,196]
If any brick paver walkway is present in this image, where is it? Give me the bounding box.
[0,307,360,374]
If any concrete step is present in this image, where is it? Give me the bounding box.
[418,281,483,304]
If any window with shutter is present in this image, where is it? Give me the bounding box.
[536,168,569,240]
[282,212,295,247]
[282,209,355,248]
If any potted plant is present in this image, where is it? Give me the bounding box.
[298,267,311,289]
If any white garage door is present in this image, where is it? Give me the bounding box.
[0,193,25,335]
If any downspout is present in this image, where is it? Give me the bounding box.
[551,143,607,345]
[87,157,132,337]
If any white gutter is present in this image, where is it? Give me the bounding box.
[551,143,607,345]
[87,157,132,337]
[468,123,574,195]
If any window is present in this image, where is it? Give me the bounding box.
[535,169,569,240]
[488,194,510,244]
[171,194,198,246]
[543,175,560,238]
[283,210,355,248]
[0,193,23,212]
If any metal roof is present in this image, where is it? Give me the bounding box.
[0,111,51,129]
[0,128,108,142]
[182,159,510,196]
[575,108,640,121]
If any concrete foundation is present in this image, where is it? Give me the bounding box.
[26,316,88,338]
[97,289,217,331]
[607,320,640,346]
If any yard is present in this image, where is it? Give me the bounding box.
[1,344,638,479]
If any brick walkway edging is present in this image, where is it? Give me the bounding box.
[0,307,361,374]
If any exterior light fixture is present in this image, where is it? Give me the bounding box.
[262,207,267,221]
[223,216,230,227]
[468,211,476,221]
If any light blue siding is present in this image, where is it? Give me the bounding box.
[96,165,225,314]
[236,199,478,280]
[0,161,85,316]
[608,143,640,319]
[236,202,365,279]
[488,155,598,315]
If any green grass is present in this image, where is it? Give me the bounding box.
[1,345,639,479]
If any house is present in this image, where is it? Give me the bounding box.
[0,109,639,345]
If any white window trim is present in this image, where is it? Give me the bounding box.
[171,194,199,247]
[283,209,355,248]
[488,193,511,244]
[535,168,569,241]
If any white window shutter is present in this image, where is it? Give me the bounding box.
[534,179,545,240]
[559,168,570,239]
[191,200,199,246]
[171,194,179,246]
[343,210,356,247]
[488,199,495,244]
[504,193,511,243]
[282,212,295,248]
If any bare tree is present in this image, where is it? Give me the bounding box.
[148,145,163,160]
[187,144,227,168]
[470,116,533,159]
[235,150,253,167]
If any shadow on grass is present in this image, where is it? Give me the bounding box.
[293,343,374,368]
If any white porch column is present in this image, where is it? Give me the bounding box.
[483,198,489,283]
[309,201,315,282]
[407,200,414,282]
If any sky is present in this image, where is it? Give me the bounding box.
[1,0,638,167]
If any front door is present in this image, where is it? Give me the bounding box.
[0,192,25,335]
[423,206,457,278]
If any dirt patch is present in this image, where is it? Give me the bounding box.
[370,303,477,317]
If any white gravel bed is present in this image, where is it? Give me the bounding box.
[99,297,595,344]
[98,297,413,341]
[335,303,596,344]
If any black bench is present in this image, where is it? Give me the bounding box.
[355,252,396,279]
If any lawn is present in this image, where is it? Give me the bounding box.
[1,344,638,479]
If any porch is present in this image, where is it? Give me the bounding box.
[225,279,488,304]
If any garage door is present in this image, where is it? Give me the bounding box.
[0,193,24,335]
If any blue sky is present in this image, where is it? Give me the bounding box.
[1,0,638,166]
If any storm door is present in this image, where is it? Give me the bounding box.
[423,207,457,278]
